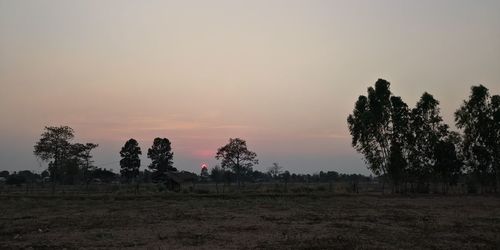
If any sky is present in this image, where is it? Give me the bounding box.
[1,0,499,175]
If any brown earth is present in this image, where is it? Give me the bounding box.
[1,194,499,249]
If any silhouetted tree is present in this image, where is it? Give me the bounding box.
[34,126,75,190]
[71,143,98,187]
[120,139,142,183]
[389,96,412,189]
[409,92,449,191]
[215,138,259,188]
[347,79,408,191]
[147,137,176,182]
[455,85,498,191]
[267,162,282,180]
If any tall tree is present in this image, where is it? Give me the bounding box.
[34,126,98,186]
[347,79,409,190]
[215,138,258,188]
[34,126,75,186]
[409,92,449,188]
[455,85,498,191]
[120,139,142,182]
[389,96,412,189]
[147,137,176,182]
[72,143,98,186]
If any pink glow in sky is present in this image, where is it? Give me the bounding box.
[1,0,499,174]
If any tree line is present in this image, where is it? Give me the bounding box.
[348,79,499,193]
[0,166,368,191]
[29,127,271,189]
[14,128,370,191]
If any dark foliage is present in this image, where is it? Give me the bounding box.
[120,139,142,182]
[215,138,259,187]
[148,137,176,182]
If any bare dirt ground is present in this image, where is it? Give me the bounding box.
[1,194,499,249]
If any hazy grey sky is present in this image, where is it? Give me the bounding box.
[1,0,499,175]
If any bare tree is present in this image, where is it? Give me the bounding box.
[267,162,282,180]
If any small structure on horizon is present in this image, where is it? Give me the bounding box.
[164,171,198,192]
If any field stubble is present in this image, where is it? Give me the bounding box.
[0,193,499,249]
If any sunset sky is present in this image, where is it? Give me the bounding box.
[1,0,499,174]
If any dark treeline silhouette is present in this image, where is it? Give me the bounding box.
[0,167,370,189]
[0,128,373,192]
[348,79,500,193]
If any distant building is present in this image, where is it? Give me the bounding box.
[164,171,198,192]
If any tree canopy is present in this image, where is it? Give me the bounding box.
[120,139,142,182]
[147,137,176,182]
[215,138,258,187]
[348,80,467,193]
[34,126,98,185]
[455,85,500,190]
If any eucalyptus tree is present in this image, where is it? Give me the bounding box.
[347,79,411,191]
[455,85,499,191]
[409,92,450,189]
[389,96,412,190]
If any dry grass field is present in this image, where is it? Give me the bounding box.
[1,194,500,249]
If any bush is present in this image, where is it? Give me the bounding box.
[6,175,26,186]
